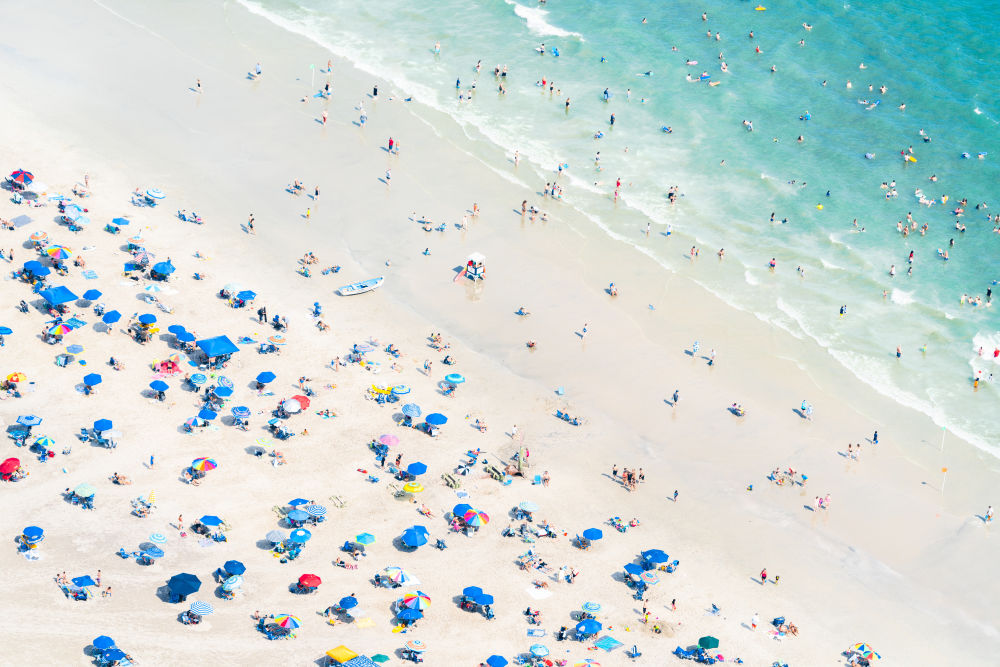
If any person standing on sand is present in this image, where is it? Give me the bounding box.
[673,489,679,502]
[672,389,680,404]
[612,465,618,479]
[760,567,767,584]
[986,506,994,524]
[321,110,328,124]
[149,455,154,469]
[751,612,759,630]
[385,169,391,187]
[196,78,201,93]
[873,430,878,444]
[581,323,588,339]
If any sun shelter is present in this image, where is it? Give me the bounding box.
[40,286,78,306]
[167,573,202,602]
[325,646,358,665]
[196,335,239,368]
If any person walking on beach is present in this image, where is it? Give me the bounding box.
[873,430,878,445]
[612,465,618,479]
[986,506,994,524]
[247,213,255,234]
[751,612,759,630]
[581,323,588,339]
[672,389,680,405]
[196,78,202,93]
[760,567,767,584]
[321,110,328,124]
[673,489,679,502]
[385,169,391,187]
[149,455,155,469]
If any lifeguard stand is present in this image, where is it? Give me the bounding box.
[466,252,486,281]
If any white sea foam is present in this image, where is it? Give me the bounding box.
[504,0,583,39]
[890,289,915,305]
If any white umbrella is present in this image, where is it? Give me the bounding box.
[282,399,302,414]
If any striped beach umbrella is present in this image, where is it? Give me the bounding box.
[401,403,421,418]
[217,376,234,389]
[34,435,56,449]
[268,335,286,345]
[48,323,74,336]
[147,490,156,504]
[304,504,327,517]
[189,601,214,616]
[29,230,47,242]
[405,640,427,653]
[401,591,431,610]
[640,571,660,585]
[231,406,251,418]
[289,528,312,543]
[463,510,490,527]
[149,532,167,544]
[272,614,301,629]
[46,245,73,260]
[145,188,165,200]
[222,575,243,591]
[10,169,34,185]
[581,601,601,613]
[191,457,217,471]
[403,482,424,494]
[391,385,411,395]
[382,567,415,584]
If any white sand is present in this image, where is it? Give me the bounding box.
[0,1,997,665]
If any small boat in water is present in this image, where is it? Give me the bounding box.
[337,275,384,296]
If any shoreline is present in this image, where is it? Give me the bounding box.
[0,1,996,664]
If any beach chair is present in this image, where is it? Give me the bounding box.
[272,505,288,518]
[532,474,543,485]
[441,473,461,489]
[328,495,346,508]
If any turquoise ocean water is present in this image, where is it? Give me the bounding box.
[240,0,1000,451]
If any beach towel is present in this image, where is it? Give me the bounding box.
[594,636,623,652]
[526,628,546,637]
[82,270,98,279]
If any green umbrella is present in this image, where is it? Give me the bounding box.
[74,483,97,498]
[698,636,720,650]
[371,656,390,664]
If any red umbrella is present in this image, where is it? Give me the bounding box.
[1,457,21,475]
[298,573,321,588]
[291,394,311,409]
[9,169,33,185]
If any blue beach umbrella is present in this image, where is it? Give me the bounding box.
[624,563,643,575]
[212,386,233,398]
[339,595,358,609]
[83,373,102,386]
[189,600,214,616]
[425,413,447,426]
[0,326,12,335]
[82,289,102,300]
[444,373,465,384]
[176,331,195,343]
[189,374,207,386]
[401,529,428,548]
[576,619,602,635]
[287,509,309,522]
[112,217,130,226]
[142,546,164,559]
[138,313,156,324]
[288,498,310,506]
[22,526,44,543]
[391,385,411,395]
[152,261,175,275]
[17,415,43,427]
[167,324,186,335]
[397,608,423,620]
[582,528,603,541]
[150,380,169,392]
[197,408,217,421]
[476,593,494,605]
[236,290,256,300]
[406,462,428,477]
[256,371,276,384]
[167,573,201,596]
[453,504,473,517]
[486,656,508,667]
[224,560,246,576]
[101,310,121,324]
[93,419,113,432]
[529,645,549,658]
[92,636,116,650]
[462,586,483,598]
[401,403,421,418]
[289,528,312,543]
[102,649,126,662]
[231,406,251,418]
[199,515,223,526]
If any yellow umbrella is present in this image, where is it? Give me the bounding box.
[7,372,27,382]
[147,490,156,504]
[403,482,424,493]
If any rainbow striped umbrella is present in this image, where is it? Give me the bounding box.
[382,567,415,584]
[29,230,47,242]
[852,644,881,660]
[34,435,56,449]
[463,510,490,527]
[272,614,301,629]
[46,245,73,260]
[48,323,74,335]
[10,169,33,185]
[191,457,218,471]
[401,591,431,610]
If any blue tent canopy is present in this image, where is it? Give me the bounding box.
[72,575,97,587]
[23,260,44,272]
[462,586,483,598]
[624,563,643,575]
[40,286,78,305]
[102,649,126,662]
[197,335,239,358]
